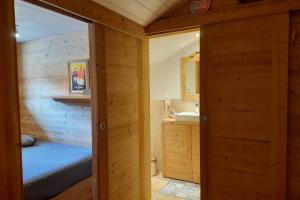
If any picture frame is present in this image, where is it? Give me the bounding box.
[68,60,89,95]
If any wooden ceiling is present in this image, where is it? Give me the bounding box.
[14,0,88,42]
[92,0,183,26]
[14,0,189,42]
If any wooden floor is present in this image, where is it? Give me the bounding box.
[151,175,183,200]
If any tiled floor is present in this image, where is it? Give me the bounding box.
[151,175,183,200]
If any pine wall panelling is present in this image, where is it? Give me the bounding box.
[18,30,92,146]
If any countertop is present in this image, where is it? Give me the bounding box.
[162,118,200,126]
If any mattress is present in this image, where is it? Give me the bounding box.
[22,141,92,200]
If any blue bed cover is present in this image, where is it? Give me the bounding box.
[22,141,92,200]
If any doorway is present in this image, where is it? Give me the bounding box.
[14,0,101,199]
[148,30,201,200]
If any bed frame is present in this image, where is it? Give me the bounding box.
[51,177,93,200]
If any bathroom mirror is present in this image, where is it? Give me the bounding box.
[181,52,200,101]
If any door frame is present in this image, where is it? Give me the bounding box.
[0,0,23,199]
[89,23,108,200]
[9,1,104,199]
[199,27,208,200]
[147,28,204,199]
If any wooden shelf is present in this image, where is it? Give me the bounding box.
[50,95,91,102]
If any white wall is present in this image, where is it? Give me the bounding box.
[150,31,200,100]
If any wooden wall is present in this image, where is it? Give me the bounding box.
[200,13,289,200]
[18,30,92,146]
[288,11,300,200]
[0,0,23,199]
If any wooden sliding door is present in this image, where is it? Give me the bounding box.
[91,23,150,200]
[288,11,300,200]
[200,13,289,200]
[103,27,150,200]
[0,0,23,199]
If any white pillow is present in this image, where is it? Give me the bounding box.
[21,134,36,147]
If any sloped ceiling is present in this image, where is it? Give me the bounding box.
[14,0,88,42]
[92,0,183,26]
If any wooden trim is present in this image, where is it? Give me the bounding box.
[196,60,200,94]
[145,0,300,35]
[39,0,146,39]
[138,38,151,200]
[89,23,109,200]
[0,0,23,199]
[22,0,91,23]
[181,52,200,102]
[199,27,208,200]
[51,177,93,200]
[148,28,200,38]
[270,13,289,199]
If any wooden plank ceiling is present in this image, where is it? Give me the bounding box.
[14,0,88,42]
[92,0,183,26]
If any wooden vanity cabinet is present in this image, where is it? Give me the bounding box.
[192,125,200,183]
[161,121,200,183]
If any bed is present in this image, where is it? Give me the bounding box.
[22,141,93,200]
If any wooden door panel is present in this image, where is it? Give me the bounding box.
[92,24,150,200]
[104,27,141,200]
[200,13,288,200]
[288,11,300,200]
[162,124,193,181]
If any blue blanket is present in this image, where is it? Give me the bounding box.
[22,141,92,200]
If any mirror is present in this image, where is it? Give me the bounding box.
[181,52,200,101]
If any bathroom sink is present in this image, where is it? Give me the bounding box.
[175,112,200,122]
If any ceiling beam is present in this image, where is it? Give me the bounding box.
[23,0,91,23]
[39,0,146,39]
[158,0,190,20]
[145,0,300,35]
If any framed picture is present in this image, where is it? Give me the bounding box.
[68,60,89,94]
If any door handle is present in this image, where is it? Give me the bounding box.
[97,122,106,130]
[200,113,208,122]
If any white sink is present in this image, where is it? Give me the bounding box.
[175,112,200,122]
